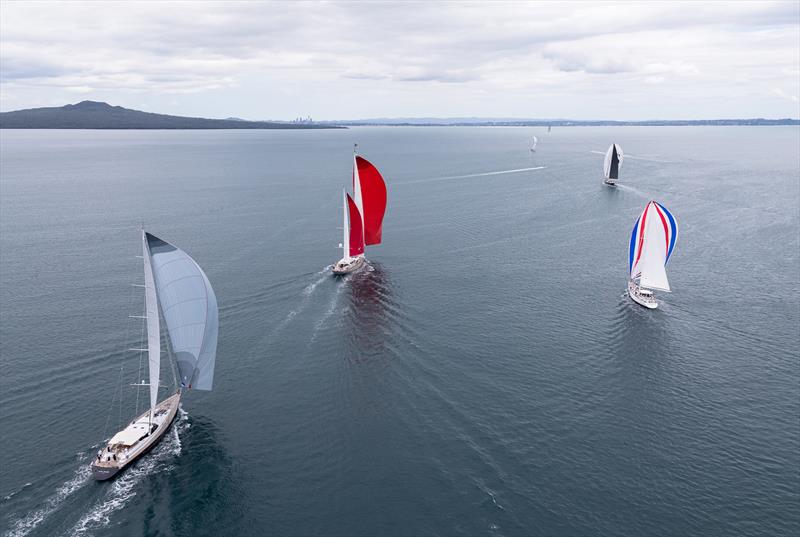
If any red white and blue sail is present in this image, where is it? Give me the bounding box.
[628,201,678,291]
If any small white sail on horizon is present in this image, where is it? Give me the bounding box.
[530,136,538,152]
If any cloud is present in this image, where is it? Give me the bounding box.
[0,1,798,118]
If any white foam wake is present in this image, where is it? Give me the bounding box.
[4,462,91,537]
[271,269,329,338]
[309,275,348,343]
[403,166,546,185]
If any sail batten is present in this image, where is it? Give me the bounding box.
[145,233,218,391]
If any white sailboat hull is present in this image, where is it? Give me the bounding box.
[91,391,181,480]
[332,255,365,275]
[628,280,658,309]
[604,178,617,186]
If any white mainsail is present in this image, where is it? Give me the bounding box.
[531,136,538,151]
[145,233,218,390]
[142,231,161,415]
[352,152,365,234]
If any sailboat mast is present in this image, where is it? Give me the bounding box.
[342,188,350,261]
[141,230,161,426]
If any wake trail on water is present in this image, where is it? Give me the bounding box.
[399,166,546,186]
[270,268,330,337]
[65,409,188,537]
[4,460,92,537]
[309,267,356,343]
[589,150,674,163]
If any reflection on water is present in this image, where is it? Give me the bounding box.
[344,262,393,360]
[163,415,241,537]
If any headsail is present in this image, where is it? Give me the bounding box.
[629,201,678,292]
[353,154,387,246]
[347,193,364,257]
[142,231,160,413]
[604,143,623,180]
[145,233,218,390]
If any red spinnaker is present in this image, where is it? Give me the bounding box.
[355,156,387,245]
[347,193,364,257]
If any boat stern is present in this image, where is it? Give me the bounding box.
[90,461,120,481]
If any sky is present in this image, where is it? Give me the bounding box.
[1,1,798,120]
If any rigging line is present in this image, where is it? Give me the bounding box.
[101,364,125,441]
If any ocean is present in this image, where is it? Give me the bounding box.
[1,126,798,536]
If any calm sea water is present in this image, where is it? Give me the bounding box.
[1,126,798,537]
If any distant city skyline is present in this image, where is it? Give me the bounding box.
[1,1,798,120]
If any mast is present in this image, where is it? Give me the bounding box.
[141,230,161,425]
[352,145,365,242]
[342,188,350,261]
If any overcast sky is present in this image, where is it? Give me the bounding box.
[1,1,798,120]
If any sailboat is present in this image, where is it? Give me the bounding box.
[530,136,538,152]
[91,231,218,480]
[332,146,387,275]
[603,143,623,185]
[547,125,552,133]
[628,201,678,309]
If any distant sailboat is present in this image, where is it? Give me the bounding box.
[547,125,552,133]
[603,143,623,185]
[628,201,678,309]
[91,231,218,480]
[332,146,387,275]
[530,136,538,152]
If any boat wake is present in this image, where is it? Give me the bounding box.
[590,150,673,163]
[4,460,91,537]
[270,268,330,338]
[1,483,32,504]
[614,183,649,198]
[66,410,188,537]
[402,166,546,185]
[309,269,351,343]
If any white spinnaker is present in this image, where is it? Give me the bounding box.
[142,230,161,413]
[146,233,218,391]
[637,205,671,292]
[342,188,350,261]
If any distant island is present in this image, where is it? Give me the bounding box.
[1,102,796,129]
[321,117,799,127]
[0,101,344,129]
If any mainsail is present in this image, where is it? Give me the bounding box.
[604,143,623,180]
[531,136,538,151]
[145,233,219,390]
[142,231,160,414]
[629,201,678,292]
[353,155,387,246]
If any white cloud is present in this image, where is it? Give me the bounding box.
[0,1,798,119]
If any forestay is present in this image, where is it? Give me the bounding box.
[145,233,218,390]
